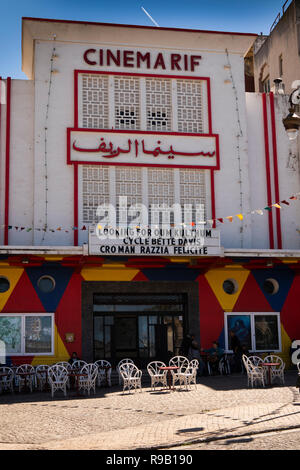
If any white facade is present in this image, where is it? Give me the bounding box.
[0,18,299,250]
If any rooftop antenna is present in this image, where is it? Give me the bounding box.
[141,6,160,27]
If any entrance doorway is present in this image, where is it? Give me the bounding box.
[93,294,185,367]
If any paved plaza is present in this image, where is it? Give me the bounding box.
[0,371,300,450]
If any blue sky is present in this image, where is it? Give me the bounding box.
[0,0,289,79]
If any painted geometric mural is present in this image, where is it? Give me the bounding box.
[0,256,299,367]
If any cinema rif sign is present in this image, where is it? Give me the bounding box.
[67,129,219,169]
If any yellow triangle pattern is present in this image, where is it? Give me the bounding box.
[81,266,139,281]
[205,266,250,311]
[31,325,70,366]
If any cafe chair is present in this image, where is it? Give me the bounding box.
[36,365,50,391]
[94,360,112,387]
[78,363,98,395]
[169,356,190,388]
[15,364,35,393]
[263,355,285,385]
[242,355,265,388]
[56,362,72,388]
[147,361,168,390]
[71,360,88,371]
[0,367,14,393]
[179,359,199,390]
[48,365,69,398]
[117,358,134,385]
[218,355,231,375]
[119,363,142,394]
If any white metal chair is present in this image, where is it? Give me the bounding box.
[77,363,98,395]
[94,360,112,387]
[242,354,265,388]
[0,367,14,393]
[119,363,142,394]
[147,361,168,390]
[48,365,69,398]
[263,355,285,385]
[71,360,87,371]
[36,365,50,391]
[218,355,231,375]
[15,364,35,393]
[179,359,199,390]
[117,358,134,385]
[169,356,190,388]
[56,362,72,388]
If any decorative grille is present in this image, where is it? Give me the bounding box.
[146,78,172,132]
[180,169,206,224]
[148,168,175,225]
[82,166,110,223]
[177,80,204,133]
[114,77,140,130]
[81,74,109,129]
[115,167,143,225]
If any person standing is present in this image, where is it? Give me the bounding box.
[229,330,242,372]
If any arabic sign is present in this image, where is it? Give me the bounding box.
[88,225,223,256]
[67,129,219,168]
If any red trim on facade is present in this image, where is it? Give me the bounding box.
[207,77,213,134]
[22,17,258,37]
[262,93,274,249]
[210,170,216,229]
[74,164,79,246]
[4,77,11,245]
[269,92,282,249]
[74,69,78,128]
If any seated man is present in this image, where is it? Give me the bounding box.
[202,341,224,375]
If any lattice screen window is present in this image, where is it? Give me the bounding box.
[114,77,140,130]
[81,74,109,129]
[180,169,206,224]
[148,168,175,224]
[146,78,172,132]
[82,166,110,223]
[177,80,204,133]
[115,167,143,225]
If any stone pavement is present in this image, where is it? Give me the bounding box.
[0,372,300,450]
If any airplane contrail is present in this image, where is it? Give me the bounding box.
[141,7,160,27]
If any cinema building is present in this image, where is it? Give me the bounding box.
[0,17,299,367]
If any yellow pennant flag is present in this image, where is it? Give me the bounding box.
[226,216,233,222]
[236,214,244,220]
[273,203,281,209]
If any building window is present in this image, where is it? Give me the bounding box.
[0,313,54,355]
[279,54,283,77]
[223,279,238,295]
[262,76,270,93]
[37,276,56,293]
[224,312,281,352]
[263,278,279,296]
[0,277,10,293]
[80,165,209,226]
[78,73,208,133]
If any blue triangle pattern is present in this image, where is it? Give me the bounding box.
[251,266,295,312]
[26,263,75,312]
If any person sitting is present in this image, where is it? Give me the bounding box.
[68,352,80,365]
[202,341,224,375]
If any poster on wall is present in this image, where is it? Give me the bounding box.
[254,315,279,351]
[226,315,251,350]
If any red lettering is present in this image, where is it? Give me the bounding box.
[184,54,188,71]
[99,49,103,66]
[83,49,96,65]
[136,51,151,69]
[123,50,134,67]
[154,53,166,70]
[190,55,202,71]
[171,54,182,71]
[107,49,121,66]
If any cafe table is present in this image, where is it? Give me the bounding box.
[262,362,280,386]
[16,371,35,392]
[68,371,89,396]
[159,366,179,391]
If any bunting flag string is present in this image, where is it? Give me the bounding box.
[0,192,299,233]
